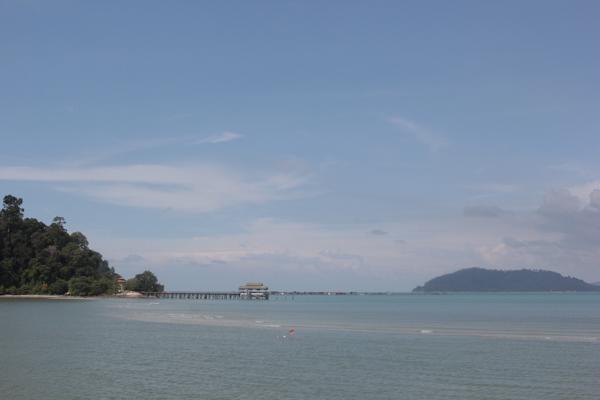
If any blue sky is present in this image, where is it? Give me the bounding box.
[1,0,599,290]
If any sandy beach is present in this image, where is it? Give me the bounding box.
[0,294,93,300]
[0,291,145,300]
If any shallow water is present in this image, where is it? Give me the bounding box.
[1,293,599,399]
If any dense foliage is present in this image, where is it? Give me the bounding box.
[413,267,600,292]
[0,195,117,296]
[126,270,164,293]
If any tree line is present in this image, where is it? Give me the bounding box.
[0,195,163,296]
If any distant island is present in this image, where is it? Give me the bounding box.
[0,195,163,296]
[413,267,600,292]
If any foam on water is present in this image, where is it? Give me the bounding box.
[118,306,600,343]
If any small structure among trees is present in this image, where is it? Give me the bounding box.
[115,277,126,293]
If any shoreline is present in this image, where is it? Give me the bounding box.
[0,291,145,300]
[0,294,94,300]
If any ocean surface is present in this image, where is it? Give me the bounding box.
[1,293,599,399]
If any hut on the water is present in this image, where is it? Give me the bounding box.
[238,282,269,299]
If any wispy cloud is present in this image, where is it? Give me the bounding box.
[196,131,242,144]
[66,137,180,167]
[0,163,308,213]
[388,116,448,152]
[464,205,508,218]
[369,229,388,236]
[68,132,243,167]
[468,183,518,201]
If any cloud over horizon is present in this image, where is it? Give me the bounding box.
[96,185,600,292]
[480,183,600,281]
[0,163,309,212]
[3,159,600,290]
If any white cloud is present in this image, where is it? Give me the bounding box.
[538,188,581,215]
[567,181,600,204]
[196,131,242,144]
[479,182,600,281]
[66,132,242,167]
[0,163,308,212]
[93,218,493,291]
[388,116,448,152]
[92,179,600,290]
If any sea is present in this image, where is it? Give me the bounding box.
[1,293,599,400]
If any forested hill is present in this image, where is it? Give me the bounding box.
[413,268,600,292]
[0,195,117,296]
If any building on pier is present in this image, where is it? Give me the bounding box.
[238,282,269,300]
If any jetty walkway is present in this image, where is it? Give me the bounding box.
[142,291,266,300]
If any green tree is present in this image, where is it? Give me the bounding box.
[1,195,24,223]
[0,195,118,296]
[126,270,164,292]
[48,279,69,295]
[68,276,93,296]
[52,216,66,228]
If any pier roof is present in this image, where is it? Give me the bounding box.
[239,282,268,290]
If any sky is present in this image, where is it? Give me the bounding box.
[1,0,599,291]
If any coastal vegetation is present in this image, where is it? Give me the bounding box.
[0,195,163,296]
[413,267,600,292]
[125,270,164,293]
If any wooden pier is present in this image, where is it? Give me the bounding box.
[142,282,270,300]
[142,291,268,300]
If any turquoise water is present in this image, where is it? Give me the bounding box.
[1,293,599,399]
